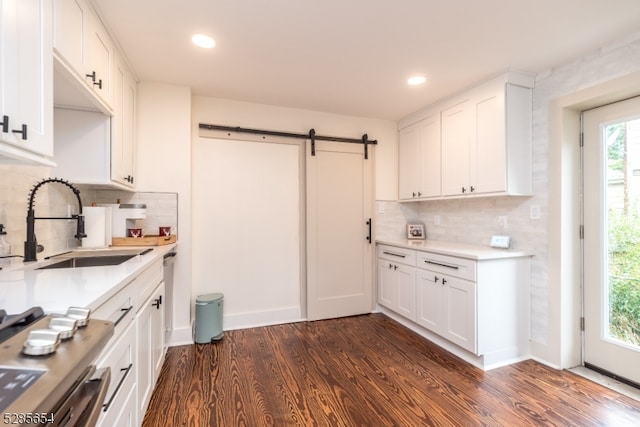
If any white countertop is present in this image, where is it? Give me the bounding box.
[376,239,533,260]
[0,244,176,315]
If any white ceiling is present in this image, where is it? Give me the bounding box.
[91,0,640,120]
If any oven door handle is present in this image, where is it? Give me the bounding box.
[83,367,111,427]
[48,366,110,427]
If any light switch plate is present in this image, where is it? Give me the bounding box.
[490,235,511,249]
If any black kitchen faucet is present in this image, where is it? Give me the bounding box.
[24,178,86,262]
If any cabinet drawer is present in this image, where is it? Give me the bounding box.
[416,251,476,281]
[92,283,136,342]
[377,245,416,266]
[96,321,137,427]
[135,259,164,310]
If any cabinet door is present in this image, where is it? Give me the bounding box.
[398,124,420,200]
[442,276,476,353]
[136,282,164,418]
[52,0,86,73]
[136,292,154,418]
[97,320,137,427]
[395,264,416,321]
[378,259,397,309]
[151,282,166,381]
[441,100,473,196]
[474,90,507,194]
[0,0,53,158]
[398,115,441,200]
[111,55,136,187]
[417,115,441,198]
[416,269,443,333]
[85,10,113,106]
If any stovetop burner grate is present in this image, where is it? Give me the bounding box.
[0,307,46,343]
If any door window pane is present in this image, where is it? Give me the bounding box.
[606,117,640,347]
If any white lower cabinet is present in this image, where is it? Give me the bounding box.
[417,269,476,353]
[377,246,417,321]
[377,243,530,368]
[136,280,165,417]
[97,321,137,427]
[92,257,166,426]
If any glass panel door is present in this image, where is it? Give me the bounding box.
[583,96,640,385]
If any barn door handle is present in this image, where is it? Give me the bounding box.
[366,218,372,244]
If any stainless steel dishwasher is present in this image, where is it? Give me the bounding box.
[163,249,177,333]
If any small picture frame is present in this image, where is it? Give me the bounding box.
[407,223,425,240]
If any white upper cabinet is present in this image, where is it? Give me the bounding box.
[399,71,533,201]
[441,99,473,196]
[442,77,533,197]
[398,111,441,200]
[52,0,114,112]
[0,0,55,166]
[111,52,137,187]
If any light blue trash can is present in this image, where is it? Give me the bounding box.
[195,293,224,343]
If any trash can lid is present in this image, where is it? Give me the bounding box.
[196,292,224,304]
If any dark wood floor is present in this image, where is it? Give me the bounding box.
[142,314,640,426]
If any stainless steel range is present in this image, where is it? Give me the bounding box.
[0,306,113,426]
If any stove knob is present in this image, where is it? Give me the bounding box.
[65,307,91,327]
[23,329,61,356]
[49,317,78,340]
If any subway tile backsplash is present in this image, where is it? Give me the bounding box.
[0,164,178,260]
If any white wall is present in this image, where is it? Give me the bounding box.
[193,97,398,201]
[136,82,192,346]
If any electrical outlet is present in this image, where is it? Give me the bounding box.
[434,215,441,225]
[530,205,540,220]
[497,216,508,229]
[490,235,511,248]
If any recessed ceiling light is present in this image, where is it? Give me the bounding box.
[407,75,426,86]
[192,34,215,49]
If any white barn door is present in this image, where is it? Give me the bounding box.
[306,140,374,321]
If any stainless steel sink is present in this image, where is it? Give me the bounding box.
[36,248,151,270]
[37,255,137,270]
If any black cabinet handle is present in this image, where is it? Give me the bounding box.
[152,295,162,309]
[424,259,459,270]
[12,124,27,140]
[0,115,8,133]
[470,186,475,193]
[442,278,447,285]
[114,306,133,326]
[382,251,405,258]
[94,79,103,89]
[434,275,439,283]
[102,363,133,412]
[86,71,96,82]
[461,187,467,193]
